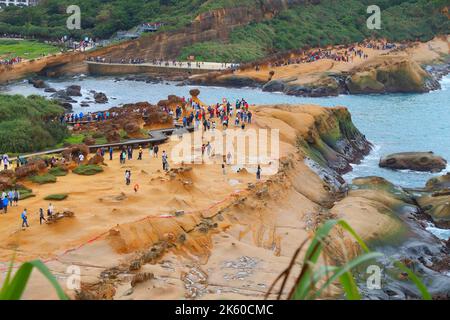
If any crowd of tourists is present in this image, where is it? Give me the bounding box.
[0,56,22,65]
[258,40,397,69]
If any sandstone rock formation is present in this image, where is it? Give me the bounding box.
[379,152,447,172]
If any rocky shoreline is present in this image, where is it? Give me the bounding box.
[186,60,449,98]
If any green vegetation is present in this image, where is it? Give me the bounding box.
[267,219,431,300]
[180,0,449,62]
[0,0,206,39]
[48,166,68,177]
[44,193,68,201]
[0,1,447,62]
[0,95,68,153]
[73,164,104,176]
[29,173,57,184]
[0,257,67,300]
[0,39,59,60]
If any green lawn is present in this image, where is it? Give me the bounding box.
[0,39,60,60]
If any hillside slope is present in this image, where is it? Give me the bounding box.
[0,0,447,63]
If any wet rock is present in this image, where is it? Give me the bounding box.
[425,173,450,190]
[262,80,285,92]
[379,152,447,172]
[44,87,57,93]
[28,78,47,89]
[94,92,108,104]
[66,85,82,97]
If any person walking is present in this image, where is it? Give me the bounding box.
[256,165,262,180]
[7,190,13,207]
[21,209,29,228]
[2,196,8,214]
[109,146,114,161]
[138,146,143,160]
[153,145,159,158]
[162,151,168,171]
[125,170,131,185]
[13,189,19,206]
[39,208,47,225]
[47,203,54,217]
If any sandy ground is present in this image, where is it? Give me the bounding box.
[0,104,408,300]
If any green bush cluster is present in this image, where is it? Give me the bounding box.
[29,174,57,185]
[48,167,68,177]
[44,193,68,201]
[73,165,104,176]
[0,95,68,154]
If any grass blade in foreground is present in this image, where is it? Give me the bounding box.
[288,219,431,300]
[0,260,68,300]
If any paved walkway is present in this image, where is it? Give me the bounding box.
[87,60,236,71]
[10,126,194,161]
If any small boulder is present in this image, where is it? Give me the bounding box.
[65,85,82,97]
[94,92,108,104]
[88,154,105,165]
[379,152,447,172]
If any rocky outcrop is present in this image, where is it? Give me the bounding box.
[88,154,105,166]
[28,78,47,89]
[0,170,15,191]
[66,85,82,97]
[62,144,90,162]
[379,152,447,173]
[347,59,440,94]
[14,159,47,179]
[94,92,108,104]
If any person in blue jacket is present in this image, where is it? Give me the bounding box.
[2,196,8,214]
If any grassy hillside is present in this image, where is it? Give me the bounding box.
[0,40,60,60]
[180,0,449,62]
[0,0,447,62]
[0,95,68,153]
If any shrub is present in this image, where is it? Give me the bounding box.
[48,167,68,177]
[28,174,57,184]
[0,95,67,153]
[73,165,104,176]
[44,194,68,201]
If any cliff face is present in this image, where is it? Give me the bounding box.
[99,0,319,61]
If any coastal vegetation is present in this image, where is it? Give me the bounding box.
[44,193,68,201]
[0,39,59,61]
[29,173,57,184]
[48,166,68,177]
[180,0,449,62]
[0,95,68,154]
[73,164,104,176]
[0,1,447,63]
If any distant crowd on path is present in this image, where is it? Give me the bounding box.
[0,56,22,65]
[87,56,237,70]
[254,40,398,69]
